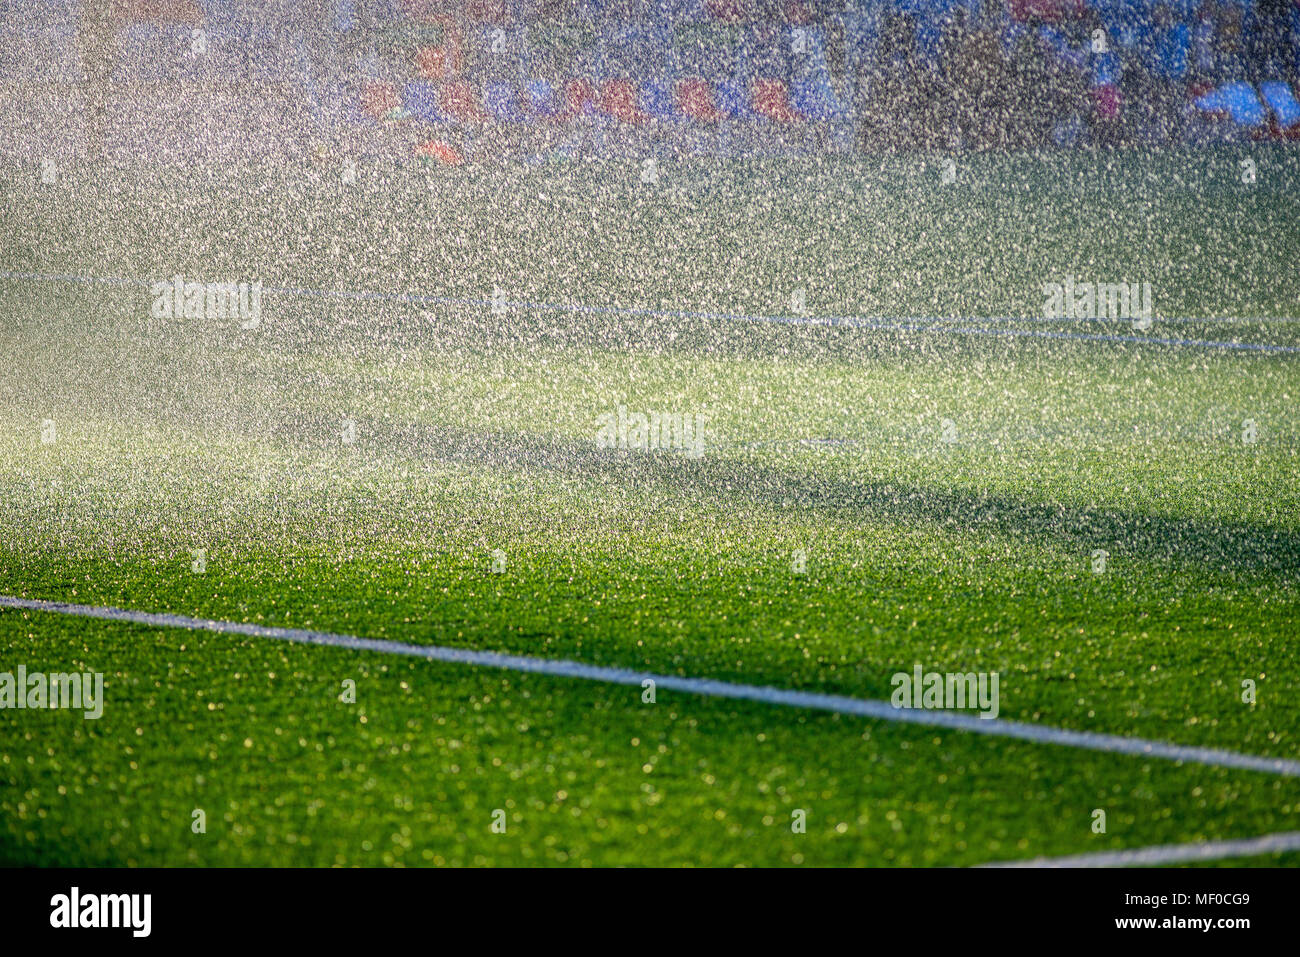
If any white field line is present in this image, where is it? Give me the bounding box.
[3,594,1299,778]
[981,830,1300,867]
[2,269,1298,352]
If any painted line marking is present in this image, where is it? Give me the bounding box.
[2,269,1297,352]
[3,594,1299,778]
[981,830,1300,867]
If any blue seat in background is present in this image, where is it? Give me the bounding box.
[639,79,676,121]
[791,79,841,120]
[526,79,560,117]
[714,81,755,120]
[402,80,453,123]
[1260,81,1300,128]
[485,82,526,122]
[1195,82,1268,127]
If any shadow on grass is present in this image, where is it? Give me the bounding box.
[276,410,1300,581]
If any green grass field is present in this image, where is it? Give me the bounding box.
[1,148,1298,866]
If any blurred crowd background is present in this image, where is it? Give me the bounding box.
[1,0,1298,165]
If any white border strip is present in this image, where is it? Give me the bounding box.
[982,830,1300,867]
[4,594,1299,778]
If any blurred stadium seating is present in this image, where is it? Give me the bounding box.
[0,0,1297,164]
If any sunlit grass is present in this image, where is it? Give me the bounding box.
[1,150,1298,865]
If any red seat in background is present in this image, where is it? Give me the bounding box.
[416,46,453,80]
[675,78,724,122]
[564,79,599,119]
[704,0,749,22]
[439,80,490,123]
[416,140,464,166]
[1092,82,1120,120]
[752,79,802,122]
[1007,0,1086,22]
[601,79,651,124]
[362,81,400,120]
